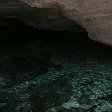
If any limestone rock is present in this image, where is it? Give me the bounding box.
[0,0,112,45]
[21,0,112,45]
[0,0,84,32]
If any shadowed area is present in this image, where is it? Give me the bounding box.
[0,17,112,112]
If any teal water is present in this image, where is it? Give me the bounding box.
[0,26,112,112]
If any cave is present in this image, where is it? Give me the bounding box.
[0,16,112,112]
[0,1,112,111]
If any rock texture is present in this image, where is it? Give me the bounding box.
[0,30,112,112]
[0,0,84,32]
[0,0,112,44]
[21,0,112,45]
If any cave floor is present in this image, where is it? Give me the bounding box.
[0,28,112,112]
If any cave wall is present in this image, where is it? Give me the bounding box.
[21,0,112,45]
[0,0,112,45]
[0,0,84,32]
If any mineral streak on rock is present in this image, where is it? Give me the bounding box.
[21,0,112,45]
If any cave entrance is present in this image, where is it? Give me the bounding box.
[0,17,89,50]
[0,16,91,85]
[0,17,112,112]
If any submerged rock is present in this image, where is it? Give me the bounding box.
[30,75,72,112]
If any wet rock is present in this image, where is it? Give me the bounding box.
[0,103,15,112]
[56,107,95,112]
[0,92,17,112]
[30,75,72,112]
[0,53,51,85]
[0,77,10,89]
[99,94,112,101]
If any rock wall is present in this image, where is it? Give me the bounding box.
[0,0,84,32]
[21,0,112,45]
[0,0,112,45]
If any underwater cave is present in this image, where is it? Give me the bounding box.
[0,16,112,112]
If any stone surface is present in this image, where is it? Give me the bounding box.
[0,0,84,32]
[30,75,72,112]
[1,0,112,45]
[21,0,112,45]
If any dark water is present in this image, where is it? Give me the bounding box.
[0,20,112,112]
